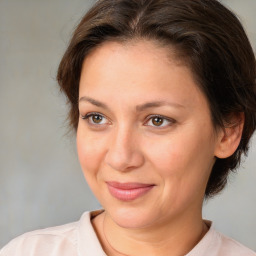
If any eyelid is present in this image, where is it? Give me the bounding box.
[144,114,176,127]
[80,112,175,128]
[80,112,111,126]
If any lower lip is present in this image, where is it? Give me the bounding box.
[107,184,154,201]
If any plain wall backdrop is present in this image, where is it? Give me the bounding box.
[0,0,255,251]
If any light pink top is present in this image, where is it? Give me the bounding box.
[1,210,255,256]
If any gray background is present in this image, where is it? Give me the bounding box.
[0,0,255,251]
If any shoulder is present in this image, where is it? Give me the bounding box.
[216,231,256,256]
[0,222,78,256]
[0,211,93,256]
[188,221,255,256]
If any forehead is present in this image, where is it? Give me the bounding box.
[84,39,183,71]
[79,40,208,112]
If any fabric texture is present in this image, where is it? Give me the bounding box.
[1,210,255,256]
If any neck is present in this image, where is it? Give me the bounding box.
[93,209,208,256]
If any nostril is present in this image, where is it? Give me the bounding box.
[104,145,144,172]
[104,128,145,171]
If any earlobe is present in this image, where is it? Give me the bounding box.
[214,113,244,159]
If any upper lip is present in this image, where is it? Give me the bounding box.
[106,181,155,190]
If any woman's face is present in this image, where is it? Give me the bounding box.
[77,40,220,229]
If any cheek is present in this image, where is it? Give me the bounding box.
[143,131,214,212]
[144,128,215,181]
[143,135,188,176]
[76,126,106,177]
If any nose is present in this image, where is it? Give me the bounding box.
[104,126,144,172]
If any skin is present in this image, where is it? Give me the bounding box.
[76,40,243,256]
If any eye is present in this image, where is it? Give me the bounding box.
[81,112,109,125]
[145,115,175,128]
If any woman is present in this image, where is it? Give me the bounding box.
[1,0,256,255]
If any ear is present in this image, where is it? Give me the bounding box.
[214,113,244,159]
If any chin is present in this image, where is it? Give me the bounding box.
[105,204,159,229]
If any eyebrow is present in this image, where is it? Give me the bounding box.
[79,96,184,111]
[79,96,110,110]
[136,101,184,111]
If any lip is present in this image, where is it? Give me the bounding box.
[106,181,155,201]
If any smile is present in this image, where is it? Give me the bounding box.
[106,182,155,201]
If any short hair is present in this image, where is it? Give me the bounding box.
[57,0,256,198]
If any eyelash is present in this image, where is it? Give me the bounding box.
[80,112,175,128]
[145,114,175,128]
[81,112,110,127]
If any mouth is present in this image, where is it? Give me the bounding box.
[106,181,155,201]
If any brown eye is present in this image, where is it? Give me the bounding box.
[152,117,163,126]
[81,112,109,126]
[145,115,175,128]
[92,114,103,124]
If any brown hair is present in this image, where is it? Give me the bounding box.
[57,0,256,198]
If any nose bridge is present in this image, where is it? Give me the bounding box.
[105,123,144,171]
